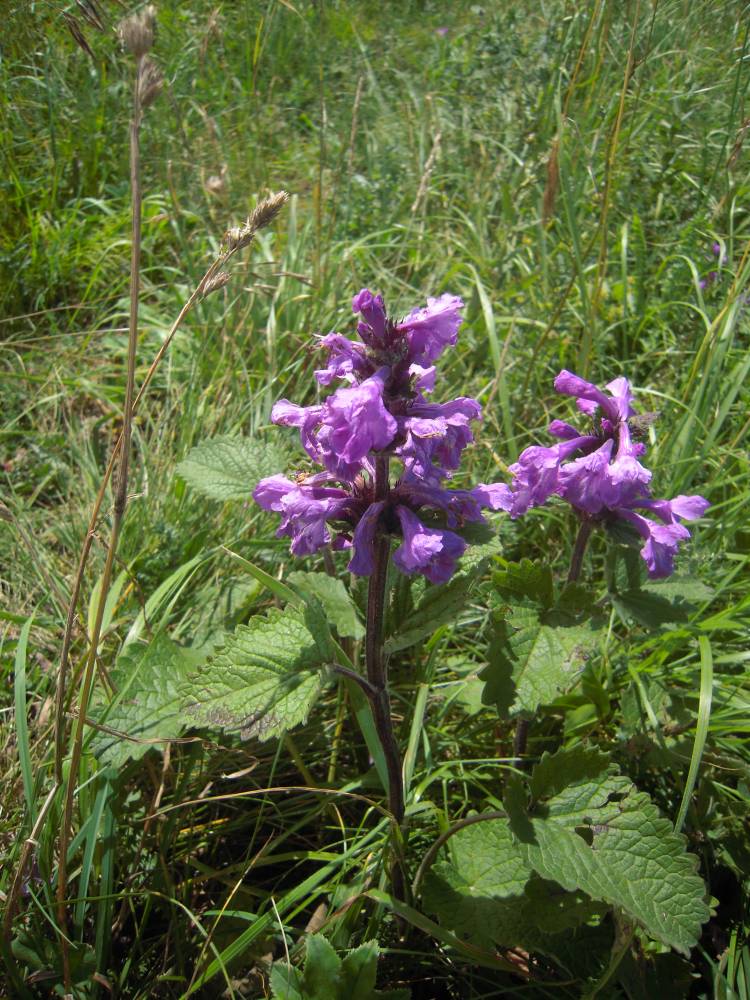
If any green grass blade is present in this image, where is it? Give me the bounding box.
[674,635,714,834]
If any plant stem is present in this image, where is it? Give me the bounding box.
[364,455,407,904]
[56,55,145,991]
[365,455,404,825]
[513,718,530,761]
[568,516,594,583]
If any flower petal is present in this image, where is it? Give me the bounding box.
[397,294,464,364]
[393,506,466,584]
[348,500,386,575]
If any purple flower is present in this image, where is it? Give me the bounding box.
[502,370,709,578]
[314,333,369,386]
[397,294,464,365]
[316,369,398,480]
[253,475,356,556]
[393,506,466,584]
[254,286,509,584]
[272,369,397,481]
[397,397,482,483]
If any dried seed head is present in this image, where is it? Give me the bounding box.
[249,190,289,232]
[62,12,95,59]
[119,5,157,58]
[223,191,289,252]
[76,0,105,32]
[201,271,232,296]
[138,56,163,108]
[224,225,251,252]
[204,163,228,197]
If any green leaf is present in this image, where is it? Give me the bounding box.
[612,588,690,627]
[612,574,713,628]
[177,435,287,501]
[181,606,328,741]
[90,635,197,767]
[493,558,554,607]
[270,963,304,1000]
[385,540,499,654]
[504,747,710,954]
[385,573,475,654]
[289,571,365,640]
[271,935,409,1000]
[300,935,342,998]
[482,606,598,717]
[482,560,602,718]
[423,816,598,953]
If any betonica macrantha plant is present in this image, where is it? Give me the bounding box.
[253,289,508,892]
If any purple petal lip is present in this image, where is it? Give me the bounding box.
[393,506,466,584]
[397,294,464,364]
[554,369,634,424]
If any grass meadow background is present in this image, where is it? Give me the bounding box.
[1,0,749,996]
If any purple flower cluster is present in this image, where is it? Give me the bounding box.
[500,370,709,578]
[253,290,508,583]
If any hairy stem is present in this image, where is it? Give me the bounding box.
[366,455,404,824]
[568,516,594,584]
[364,455,407,904]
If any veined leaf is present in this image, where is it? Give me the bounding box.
[482,559,602,718]
[493,558,554,607]
[288,571,364,640]
[385,538,500,654]
[504,747,710,954]
[181,606,330,741]
[90,635,198,767]
[177,435,287,501]
[482,605,597,717]
[423,816,599,953]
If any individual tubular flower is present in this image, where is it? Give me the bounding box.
[501,370,709,578]
[393,506,466,584]
[253,474,357,556]
[254,287,509,584]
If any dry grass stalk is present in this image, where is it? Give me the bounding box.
[410,130,442,215]
[62,12,96,59]
[542,138,560,225]
[55,10,160,986]
[76,0,105,32]
[138,56,163,109]
[43,185,289,987]
[347,74,365,175]
[223,190,289,252]
[727,115,750,171]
